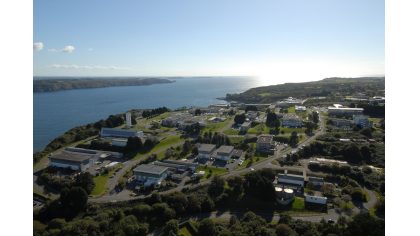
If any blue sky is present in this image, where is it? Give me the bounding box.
[33,0,384,83]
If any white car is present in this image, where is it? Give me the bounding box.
[250,168,255,171]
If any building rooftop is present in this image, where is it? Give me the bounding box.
[327,107,364,111]
[216,145,234,155]
[133,164,168,175]
[278,173,305,182]
[241,121,251,127]
[50,151,92,163]
[282,113,301,120]
[198,143,217,153]
[257,135,274,144]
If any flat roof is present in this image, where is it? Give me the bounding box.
[216,145,234,155]
[257,135,273,144]
[133,164,168,175]
[198,143,217,152]
[328,107,364,111]
[278,173,305,181]
[50,151,92,163]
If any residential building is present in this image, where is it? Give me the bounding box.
[277,173,305,187]
[282,114,303,128]
[49,147,122,171]
[353,115,372,128]
[240,122,251,132]
[133,164,168,187]
[304,194,327,205]
[327,104,364,117]
[308,176,324,187]
[111,138,128,147]
[214,145,234,161]
[197,144,217,160]
[276,97,304,108]
[101,128,143,138]
[256,135,275,154]
[295,105,307,112]
[329,118,352,129]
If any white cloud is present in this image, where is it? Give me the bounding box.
[50,64,131,70]
[33,42,44,51]
[61,45,75,53]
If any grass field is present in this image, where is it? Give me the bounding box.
[91,173,111,196]
[291,197,305,210]
[223,128,240,135]
[133,135,183,160]
[197,166,228,180]
[201,118,233,133]
[280,127,304,134]
[247,123,270,134]
[229,136,245,144]
[179,227,193,236]
[259,92,272,97]
[288,106,296,113]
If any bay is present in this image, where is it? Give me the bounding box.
[33,77,266,152]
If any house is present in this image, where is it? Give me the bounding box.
[246,111,259,121]
[101,128,144,138]
[276,97,304,108]
[240,122,251,132]
[214,145,234,161]
[111,138,128,147]
[282,114,303,128]
[277,173,305,187]
[133,164,169,187]
[256,135,275,154]
[295,105,307,112]
[329,118,352,129]
[353,115,372,128]
[307,176,324,187]
[49,147,122,171]
[327,105,364,117]
[49,151,94,172]
[305,194,327,205]
[197,144,217,160]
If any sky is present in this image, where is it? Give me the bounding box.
[33,0,384,84]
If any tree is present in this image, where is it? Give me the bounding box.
[60,187,88,214]
[289,131,299,147]
[208,176,226,198]
[244,169,276,201]
[74,172,95,194]
[266,112,279,127]
[234,114,246,124]
[162,219,179,236]
[119,215,149,236]
[345,213,384,236]
[227,176,245,200]
[275,224,297,236]
[198,218,216,236]
[132,204,152,221]
[343,144,363,163]
[195,109,202,116]
[311,111,319,124]
[360,128,372,138]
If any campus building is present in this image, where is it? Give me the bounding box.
[256,135,275,154]
[214,145,234,161]
[282,114,303,128]
[101,127,144,138]
[133,164,169,187]
[327,104,364,117]
[197,144,217,160]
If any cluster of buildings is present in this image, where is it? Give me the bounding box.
[197,143,240,163]
[274,171,327,206]
[161,112,206,130]
[276,97,304,108]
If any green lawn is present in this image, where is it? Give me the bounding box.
[91,173,111,196]
[280,127,304,134]
[291,197,305,211]
[223,129,240,135]
[229,136,245,144]
[201,118,232,133]
[247,123,270,134]
[259,92,272,97]
[197,166,228,180]
[133,135,183,160]
[288,106,296,113]
[179,227,193,236]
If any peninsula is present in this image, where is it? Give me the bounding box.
[33,77,175,93]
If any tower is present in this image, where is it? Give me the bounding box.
[126,112,132,128]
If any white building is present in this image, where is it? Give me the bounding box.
[111,138,128,147]
[101,128,143,138]
[214,145,234,161]
[295,105,307,112]
[328,105,364,117]
[305,194,327,205]
[197,144,217,160]
[133,164,169,187]
[353,115,372,128]
[282,114,303,128]
[277,173,305,187]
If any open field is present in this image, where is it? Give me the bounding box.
[197,166,229,180]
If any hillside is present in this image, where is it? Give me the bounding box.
[225,77,385,103]
[33,77,175,93]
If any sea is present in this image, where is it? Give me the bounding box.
[33,76,268,152]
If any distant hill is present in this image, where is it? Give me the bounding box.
[33,77,175,93]
[225,77,385,103]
